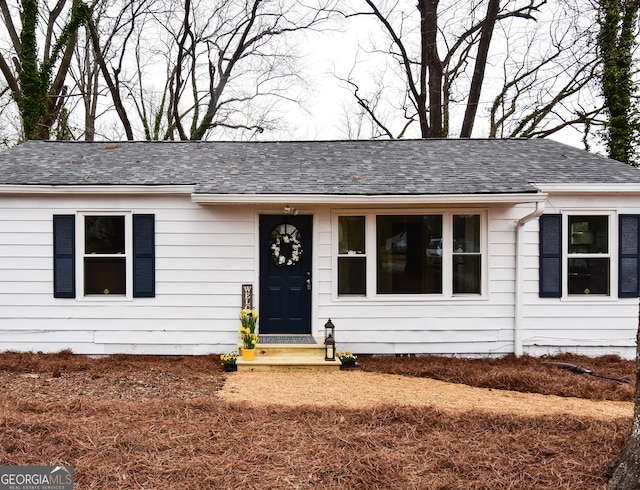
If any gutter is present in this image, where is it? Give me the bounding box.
[514,201,545,356]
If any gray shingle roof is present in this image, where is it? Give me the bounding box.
[1,139,639,195]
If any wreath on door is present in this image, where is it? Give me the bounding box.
[271,224,302,266]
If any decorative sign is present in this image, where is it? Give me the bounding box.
[242,284,253,310]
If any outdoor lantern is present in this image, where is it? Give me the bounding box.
[324,319,335,361]
[324,319,335,341]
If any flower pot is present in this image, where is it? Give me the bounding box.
[241,348,256,361]
[340,361,356,370]
[224,364,237,372]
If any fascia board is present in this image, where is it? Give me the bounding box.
[0,185,195,195]
[191,192,547,205]
[533,183,640,194]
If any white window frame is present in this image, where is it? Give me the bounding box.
[75,211,133,301]
[333,209,487,300]
[562,211,616,300]
[452,213,484,296]
[336,215,367,296]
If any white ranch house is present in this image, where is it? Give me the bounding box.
[1,139,639,359]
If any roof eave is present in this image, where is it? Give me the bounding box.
[533,183,640,194]
[191,192,547,205]
[0,184,194,195]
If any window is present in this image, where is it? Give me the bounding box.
[453,215,481,294]
[53,213,155,298]
[567,215,610,295]
[619,215,640,297]
[338,216,366,295]
[84,216,126,295]
[539,213,618,298]
[377,215,443,294]
[336,212,483,297]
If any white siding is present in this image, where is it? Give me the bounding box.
[0,195,257,354]
[1,193,638,358]
[315,205,517,356]
[521,194,639,359]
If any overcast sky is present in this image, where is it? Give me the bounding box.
[282,12,591,151]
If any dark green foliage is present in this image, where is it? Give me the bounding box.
[18,0,43,140]
[17,0,91,140]
[598,0,640,166]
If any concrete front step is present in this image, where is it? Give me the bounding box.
[236,356,341,372]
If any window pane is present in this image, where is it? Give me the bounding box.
[568,216,608,254]
[453,255,481,294]
[453,215,480,253]
[568,258,610,295]
[84,257,126,295]
[339,216,365,254]
[85,216,125,254]
[338,257,366,295]
[377,215,442,294]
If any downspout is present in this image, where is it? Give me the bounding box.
[514,201,545,356]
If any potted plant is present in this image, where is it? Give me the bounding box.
[239,309,259,361]
[220,351,238,371]
[337,350,357,369]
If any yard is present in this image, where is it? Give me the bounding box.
[0,351,635,489]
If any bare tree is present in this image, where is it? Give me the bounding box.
[338,0,602,143]
[0,85,19,146]
[488,0,603,142]
[67,0,118,141]
[0,0,339,143]
[83,0,338,141]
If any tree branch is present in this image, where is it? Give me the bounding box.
[86,16,134,139]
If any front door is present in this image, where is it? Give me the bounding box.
[259,215,312,334]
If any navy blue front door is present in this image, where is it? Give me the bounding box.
[259,215,312,334]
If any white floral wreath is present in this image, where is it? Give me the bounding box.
[271,232,302,266]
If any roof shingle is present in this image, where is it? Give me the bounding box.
[1,139,638,195]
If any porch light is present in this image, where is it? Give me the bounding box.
[324,319,335,361]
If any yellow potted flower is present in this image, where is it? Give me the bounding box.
[239,309,259,360]
[337,350,357,369]
[220,351,238,371]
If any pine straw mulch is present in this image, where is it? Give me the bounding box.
[0,350,636,489]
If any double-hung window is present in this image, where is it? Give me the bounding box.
[453,215,481,294]
[84,215,127,295]
[336,212,483,297]
[567,215,610,295]
[539,213,618,298]
[53,213,155,299]
[337,216,367,295]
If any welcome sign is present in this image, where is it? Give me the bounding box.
[242,284,253,310]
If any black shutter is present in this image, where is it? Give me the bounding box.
[133,214,155,297]
[619,215,640,298]
[539,214,562,298]
[53,215,75,298]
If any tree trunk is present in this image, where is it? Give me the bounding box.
[460,0,499,138]
[418,0,442,138]
[607,304,640,489]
